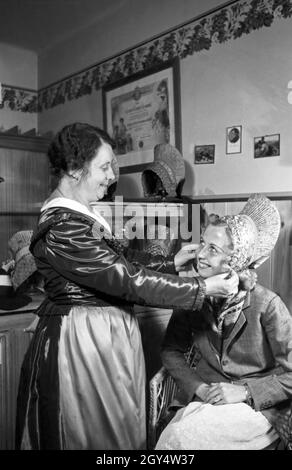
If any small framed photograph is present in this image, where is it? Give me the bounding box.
[226,125,242,154]
[254,134,280,158]
[194,145,215,164]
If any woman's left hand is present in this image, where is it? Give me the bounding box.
[174,243,199,271]
[204,382,246,405]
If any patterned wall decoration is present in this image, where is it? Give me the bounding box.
[0,85,38,113]
[1,0,292,114]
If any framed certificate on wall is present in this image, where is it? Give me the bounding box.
[102,60,181,174]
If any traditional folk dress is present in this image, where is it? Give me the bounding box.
[16,198,205,450]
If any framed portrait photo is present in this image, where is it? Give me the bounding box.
[102,60,181,174]
[226,125,242,154]
[254,134,280,158]
[194,145,215,164]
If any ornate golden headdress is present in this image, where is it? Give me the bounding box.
[221,194,281,271]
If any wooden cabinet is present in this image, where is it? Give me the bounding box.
[0,312,35,450]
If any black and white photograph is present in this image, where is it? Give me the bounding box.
[0,0,292,456]
[226,125,242,154]
[254,134,280,158]
[102,60,181,174]
[194,144,215,164]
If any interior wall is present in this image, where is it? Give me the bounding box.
[0,44,37,88]
[38,90,103,135]
[38,0,226,87]
[118,17,292,198]
[37,1,292,198]
[0,44,38,132]
[181,18,292,196]
[38,0,226,135]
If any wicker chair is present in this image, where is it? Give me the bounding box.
[148,347,292,450]
[148,343,200,449]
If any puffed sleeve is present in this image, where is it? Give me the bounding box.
[36,216,205,311]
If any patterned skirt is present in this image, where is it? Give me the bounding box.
[16,304,146,450]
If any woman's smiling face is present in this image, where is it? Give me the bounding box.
[196,224,233,278]
[81,142,115,203]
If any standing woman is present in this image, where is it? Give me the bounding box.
[16,123,238,450]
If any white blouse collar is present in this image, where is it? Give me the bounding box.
[41,197,112,235]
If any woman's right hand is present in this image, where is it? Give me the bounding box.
[195,383,210,402]
[204,269,239,298]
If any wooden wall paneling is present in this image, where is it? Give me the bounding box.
[0,149,49,212]
[7,328,32,449]
[0,313,35,450]
[0,144,50,265]
[0,134,51,153]
[0,332,9,449]
[271,200,292,313]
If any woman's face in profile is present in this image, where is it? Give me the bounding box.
[81,142,115,203]
[196,225,233,278]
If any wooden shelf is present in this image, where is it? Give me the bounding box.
[0,134,51,153]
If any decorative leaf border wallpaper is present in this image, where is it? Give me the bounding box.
[0,86,38,113]
[1,0,291,114]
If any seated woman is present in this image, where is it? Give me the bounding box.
[156,194,292,450]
